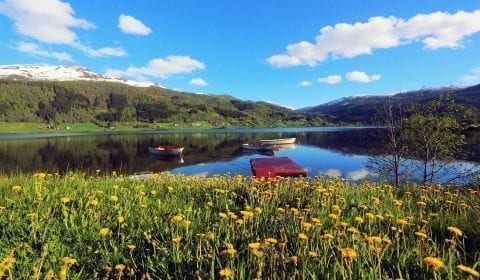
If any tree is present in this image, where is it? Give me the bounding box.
[367,101,407,186]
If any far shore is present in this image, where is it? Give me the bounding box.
[0,122,377,140]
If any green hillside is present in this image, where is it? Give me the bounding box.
[0,80,326,129]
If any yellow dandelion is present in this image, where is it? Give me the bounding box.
[396,219,409,226]
[62,257,77,266]
[415,232,428,239]
[311,217,321,224]
[354,216,364,223]
[109,195,118,202]
[298,233,308,241]
[364,236,382,244]
[115,264,126,272]
[220,246,238,257]
[60,197,70,204]
[457,265,480,278]
[339,247,357,260]
[308,251,318,257]
[171,214,183,223]
[248,242,262,250]
[302,222,313,231]
[99,228,110,237]
[240,210,254,219]
[347,227,359,234]
[321,233,334,240]
[117,216,125,224]
[336,221,349,229]
[365,212,375,219]
[127,244,136,251]
[172,236,182,244]
[423,257,444,269]
[219,212,228,219]
[90,199,99,206]
[447,226,462,237]
[219,268,233,278]
[328,213,338,220]
[371,197,380,204]
[264,238,278,244]
[12,185,21,192]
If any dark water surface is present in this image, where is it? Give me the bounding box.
[1,127,478,181]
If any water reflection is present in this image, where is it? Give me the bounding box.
[0,127,478,182]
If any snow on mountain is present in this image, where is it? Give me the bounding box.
[0,64,161,88]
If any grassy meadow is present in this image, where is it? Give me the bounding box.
[0,173,479,279]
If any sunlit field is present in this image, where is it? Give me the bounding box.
[1,173,479,279]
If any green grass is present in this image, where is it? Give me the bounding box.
[0,174,479,279]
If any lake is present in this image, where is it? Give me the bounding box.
[1,127,478,182]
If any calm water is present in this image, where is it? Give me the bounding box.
[0,127,478,182]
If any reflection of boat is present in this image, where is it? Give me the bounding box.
[260,138,296,145]
[149,154,185,163]
[149,146,184,156]
[242,144,276,151]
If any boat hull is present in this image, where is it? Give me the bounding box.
[260,138,296,145]
[149,146,184,156]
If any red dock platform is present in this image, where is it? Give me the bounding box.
[250,157,307,178]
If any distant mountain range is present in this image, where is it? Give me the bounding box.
[0,64,324,127]
[0,64,158,88]
[299,84,480,124]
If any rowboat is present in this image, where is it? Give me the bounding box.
[149,145,184,156]
[242,143,276,151]
[260,138,296,145]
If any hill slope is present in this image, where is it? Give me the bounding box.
[301,85,480,124]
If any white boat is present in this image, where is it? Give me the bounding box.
[241,143,276,151]
[260,138,296,145]
[149,146,184,156]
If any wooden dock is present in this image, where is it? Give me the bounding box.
[250,157,307,178]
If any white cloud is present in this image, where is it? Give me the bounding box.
[346,169,369,181]
[17,41,74,62]
[72,42,126,57]
[298,80,312,87]
[318,75,342,84]
[105,55,205,80]
[0,0,126,58]
[267,10,480,67]
[346,71,381,83]
[189,77,208,87]
[320,169,341,177]
[118,14,152,36]
[462,68,480,84]
[0,0,94,44]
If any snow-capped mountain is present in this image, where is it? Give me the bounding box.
[0,64,160,88]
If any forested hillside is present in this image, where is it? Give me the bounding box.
[0,80,326,127]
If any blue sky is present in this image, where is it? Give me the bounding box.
[0,0,479,109]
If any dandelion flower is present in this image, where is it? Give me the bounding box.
[171,214,183,223]
[365,212,375,219]
[415,232,428,239]
[219,268,233,278]
[447,226,462,237]
[248,242,261,250]
[117,216,125,224]
[90,199,99,206]
[339,247,357,260]
[298,233,308,241]
[110,195,118,202]
[457,265,479,277]
[264,238,278,244]
[354,216,364,223]
[12,185,21,192]
[99,228,110,237]
[396,219,409,226]
[172,236,182,244]
[115,264,126,272]
[308,251,318,257]
[219,213,228,219]
[328,213,337,220]
[423,257,444,269]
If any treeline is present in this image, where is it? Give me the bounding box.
[0,80,327,127]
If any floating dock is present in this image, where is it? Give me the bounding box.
[250,157,307,178]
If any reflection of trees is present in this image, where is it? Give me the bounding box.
[0,129,477,175]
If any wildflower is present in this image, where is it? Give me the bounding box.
[396,219,409,226]
[321,233,334,240]
[117,216,125,224]
[336,221,349,229]
[423,257,444,269]
[219,268,233,278]
[172,236,182,245]
[347,227,359,234]
[248,242,262,250]
[264,238,278,244]
[457,265,479,278]
[219,212,228,219]
[240,210,254,219]
[302,222,313,231]
[90,199,99,206]
[447,226,462,237]
[220,244,238,257]
[415,232,428,239]
[99,228,110,237]
[127,244,136,251]
[339,247,357,260]
[354,216,364,223]
[364,236,382,244]
[308,251,318,257]
[365,212,374,219]
[328,213,337,220]
[183,220,191,226]
[235,219,244,225]
[331,205,341,213]
[12,185,21,192]
[298,233,308,241]
[110,195,118,202]
[311,217,321,224]
[171,214,183,223]
[62,257,77,266]
[115,264,126,273]
[393,199,403,207]
[372,197,380,204]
